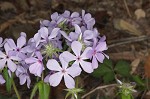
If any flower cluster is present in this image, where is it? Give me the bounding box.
[0,10,108,89]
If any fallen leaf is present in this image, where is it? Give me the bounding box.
[113,19,142,36]
[144,56,150,78]
[130,59,140,74]
[135,9,146,20]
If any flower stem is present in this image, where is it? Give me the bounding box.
[12,80,21,99]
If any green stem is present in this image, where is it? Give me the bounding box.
[121,94,131,99]
[12,80,21,99]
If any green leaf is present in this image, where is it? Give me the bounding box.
[103,72,115,83]
[3,68,13,93]
[132,75,145,86]
[38,81,50,99]
[30,83,38,99]
[91,59,113,78]
[91,59,115,83]
[115,60,130,77]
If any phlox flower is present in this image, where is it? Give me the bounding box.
[61,41,93,73]
[25,52,44,77]
[0,43,21,72]
[46,55,81,88]
[16,65,31,88]
[88,40,109,69]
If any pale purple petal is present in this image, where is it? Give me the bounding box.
[96,53,105,63]
[80,60,93,73]
[46,59,62,71]
[0,75,5,84]
[59,54,68,69]
[49,72,63,87]
[29,63,41,76]
[44,74,50,83]
[61,51,76,63]
[25,57,38,64]
[27,76,31,88]
[33,33,41,47]
[71,12,79,18]
[67,64,81,77]
[35,51,43,60]
[0,51,6,58]
[64,74,75,89]
[19,74,26,85]
[92,56,98,69]
[7,39,16,49]
[51,12,58,21]
[71,41,82,56]
[49,28,60,39]
[17,36,26,48]
[83,30,93,40]
[74,24,82,34]
[4,43,12,55]
[7,59,17,72]
[81,47,92,59]
[95,42,107,52]
[0,59,6,69]
[10,56,21,61]
[39,27,48,39]
[60,31,72,41]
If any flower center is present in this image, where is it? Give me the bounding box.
[6,55,9,59]
[17,48,20,52]
[93,50,97,55]
[77,56,81,61]
[38,60,42,64]
[61,69,66,73]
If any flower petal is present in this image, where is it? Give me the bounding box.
[92,56,98,69]
[64,74,75,88]
[80,60,93,73]
[19,74,26,85]
[39,27,48,39]
[74,24,81,34]
[49,72,63,87]
[0,51,6,58]
[95,42,107,52]
[81,47,92,59]
[25,57,38,64]
[96,53,105,63]
[0,59,6,70]
[60,31,72,41]
[0,75,5,84]
[67,64,81,77]
[49,28,60,39]
[4,43,12,55]
[83,30,93,40]
[7,59,17,72]
[61,51,76,63]
[7,39,16,49]
[71,41,82,56]
[17,36,26,48]
[46,59,62,71]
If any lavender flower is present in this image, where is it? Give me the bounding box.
[0,43,21,72]
[7,33,27,60]
[61,41,93,73]
[25,52,44,77]
[16,65,31,88]
[0,75,5,84]
[88,40,109,69]
[46,55,81,88]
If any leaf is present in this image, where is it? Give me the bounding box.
[115,60,130,77]
[38,81,50,99]
[135,9,146,20]
[113,19,142,36]
[92,59,115,83]
[91,59,113,78]
[132,75,145,86]
[3,68,13,93]
[130,59,140,74]
[30,83,38,99]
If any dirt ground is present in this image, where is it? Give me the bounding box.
[0,0,150,99]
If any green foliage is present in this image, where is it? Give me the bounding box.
[3,68,13,93]
[115,60,130,77]
[64,88,84,99]
[30,81,50,99]
[132,75,145,86]
[92,59,131,83]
